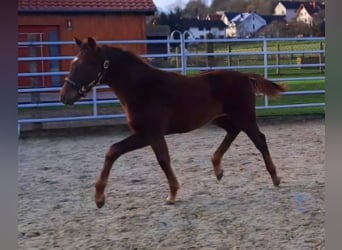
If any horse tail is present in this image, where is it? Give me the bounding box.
[246,73,287,98]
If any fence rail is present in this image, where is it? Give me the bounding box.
[18,37,325,135]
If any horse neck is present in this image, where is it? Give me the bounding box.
[104,47,153,98]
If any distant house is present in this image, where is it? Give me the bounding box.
[217,11,240,26]
[181,19,227,39]
[273,1,302,22]
[274,1,325,24]
[296,2,325,26]
[18,0,156,87]
[226,13,267,38]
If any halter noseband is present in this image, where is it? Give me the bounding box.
[65,60,110,95]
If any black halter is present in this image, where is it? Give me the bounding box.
[65,60,110,95]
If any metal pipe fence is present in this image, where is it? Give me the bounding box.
[18,37,325,135]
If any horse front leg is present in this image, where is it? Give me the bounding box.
[95,133,151,208]
[151,137,180,204]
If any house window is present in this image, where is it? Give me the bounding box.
[253,24,255,30]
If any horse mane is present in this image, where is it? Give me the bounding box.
[99,44,287,99]
[103,45,152,70]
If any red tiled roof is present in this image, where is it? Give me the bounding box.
[18,0,156,13]
[206,14,222,21]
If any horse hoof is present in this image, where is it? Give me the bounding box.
[273,177,281,186]
[165,200,175,205]
[95,195,106,208]
[216,169,224,181]
[165,195,176,205]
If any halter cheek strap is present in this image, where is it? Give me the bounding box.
[65,59,110,95]
[95,60,110,86]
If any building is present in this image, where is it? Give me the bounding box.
[226,13,267,38]
[18,0,156,87]
[181,19,227,39]
[296,2,325,26]
[273,1,303,22]
[146,24,170,54]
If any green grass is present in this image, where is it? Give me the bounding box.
[211,40,325,53]
[257,80,324,102]
[256,107,324,117]
[185,40,325,79]
[255,79,325,117]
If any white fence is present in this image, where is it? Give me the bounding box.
[18,36,325,134]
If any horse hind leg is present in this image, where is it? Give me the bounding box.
[151,137,180,204]
[242,122,281,186]
[211,117,241,180]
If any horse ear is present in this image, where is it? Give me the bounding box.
[74,37,82,47]
[87,37,97,49]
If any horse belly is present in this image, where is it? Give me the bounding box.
[169,101,223,133]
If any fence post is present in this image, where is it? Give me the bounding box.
[319,42,324,73]
[170,30,183,74]
[227,44,232,67]
[180,31,195,75]
[276,43,280,75]
[175,46,180,69]
[206,33,214,68]
[263,38,269,107]
[180,35,186,75]
[92,87,98,116]
[28,34,43,130]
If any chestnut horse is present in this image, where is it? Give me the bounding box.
[60,37,286,208]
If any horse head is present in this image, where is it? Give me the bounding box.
[60,37,108,105]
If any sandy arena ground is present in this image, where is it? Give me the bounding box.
[18,119,325,249]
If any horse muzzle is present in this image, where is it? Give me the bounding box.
[60,94,75,105]
[60,85,79,105]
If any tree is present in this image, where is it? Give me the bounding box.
[246,0,273,14]
[257,20,287,37]
[260,21,319,38]
[168,7,184,32]
[182,0,210,19]
[210,0,231,11]
[152,12,168,25]
[211,0,248,13]
[156,7,184,33]
[312,10,325,36]
[210,0,274,14]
